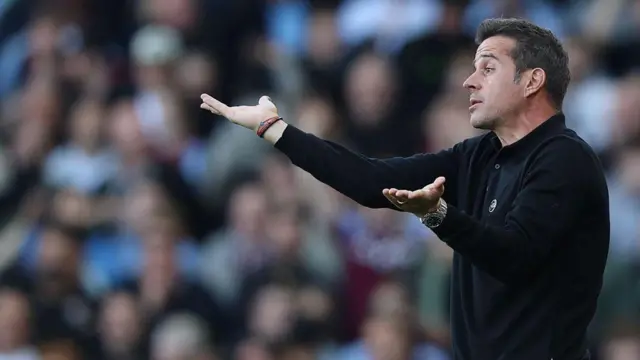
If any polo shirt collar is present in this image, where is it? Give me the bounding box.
[489,112,567,154]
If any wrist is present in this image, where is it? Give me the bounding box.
[261,120,288,145]
[256,116,283,136]
[418,198,447,229]
[415,198,442,218]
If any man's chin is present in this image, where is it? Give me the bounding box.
[470,114,493,130]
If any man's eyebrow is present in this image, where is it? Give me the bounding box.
[473,53,500,66]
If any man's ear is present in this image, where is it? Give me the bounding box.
[524,68,546,98]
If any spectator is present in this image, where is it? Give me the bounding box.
[43,97,116,194]
[198,181,273,309]
[0,288,39,360]
[1,221,99,358]
[116,214,227,346]
[150,313,219,360]
[96,291,143,360]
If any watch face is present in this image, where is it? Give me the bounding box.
[424,215,442,228]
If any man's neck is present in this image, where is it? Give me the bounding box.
[494,103,558,146]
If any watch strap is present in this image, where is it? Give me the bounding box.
[420,198,447,228]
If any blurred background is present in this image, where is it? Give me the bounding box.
[0,0,639,359]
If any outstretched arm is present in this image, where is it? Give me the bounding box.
[200,94,461,209]
[274,125,459,208]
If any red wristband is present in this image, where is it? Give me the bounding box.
[256,116,283,138]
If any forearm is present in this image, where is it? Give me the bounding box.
[432,204,552,283]
[273,125,394,208]
[273,125,459,209]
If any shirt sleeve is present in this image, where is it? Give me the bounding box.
[431,137,606,284]
[274,125,462,209]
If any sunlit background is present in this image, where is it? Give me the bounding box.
[0,0,639,359]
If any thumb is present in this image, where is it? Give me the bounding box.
[258,95,277,111]
[430,177,446,196]
[411,177,445,199]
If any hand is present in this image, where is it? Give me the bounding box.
[382,176,446,216]
[200,94,279,131]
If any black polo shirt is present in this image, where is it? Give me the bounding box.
[274,113,610,360]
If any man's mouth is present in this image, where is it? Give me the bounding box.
[469,99,482,109]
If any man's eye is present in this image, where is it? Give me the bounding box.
[483,68,494,74]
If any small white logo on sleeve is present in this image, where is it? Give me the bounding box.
[489,199,497,212]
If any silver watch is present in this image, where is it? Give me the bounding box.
[420,199,447,228]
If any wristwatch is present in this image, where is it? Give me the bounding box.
[420,198,448,228]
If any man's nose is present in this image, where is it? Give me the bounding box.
[463,73,480,91]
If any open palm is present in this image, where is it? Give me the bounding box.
[383,176,446,216]
[200,94,278,131]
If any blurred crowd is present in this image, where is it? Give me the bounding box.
[0,0,639,359]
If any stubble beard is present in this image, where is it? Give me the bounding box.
[470,111,499,131]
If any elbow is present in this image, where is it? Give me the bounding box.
[485,230,552,284]
[466,236,550,284]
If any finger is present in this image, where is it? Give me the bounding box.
[433,176,446,188]
[385,188,411,202]
[382,190,405,207]
[410,182,444,199]
[201,94,231,117]
[258,95,277,111]
[417,177,445,194]
[411,184,438,198]
[383,192,398,205]
[424,183,444,197]
[394,190,411,202]
[431,180,445,196]
[200,103,218,114]
[388,196,406,207]
[408,188,427,200]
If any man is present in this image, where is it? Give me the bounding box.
[200,18,610,360]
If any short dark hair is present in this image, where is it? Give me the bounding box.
[475,18,570,109]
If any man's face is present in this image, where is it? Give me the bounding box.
[37,229,78,279]
[99,292,141,349]
[464,36,526,130]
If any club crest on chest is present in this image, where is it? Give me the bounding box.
[489,199,497,213]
